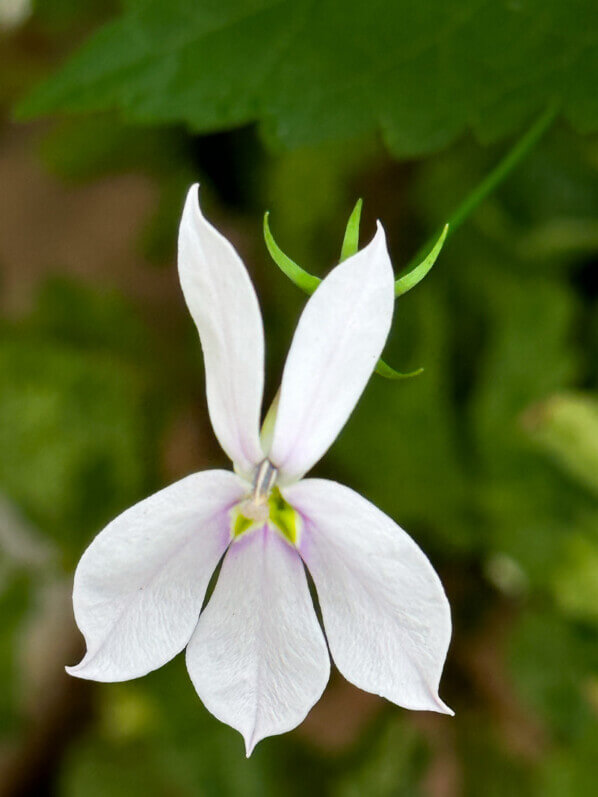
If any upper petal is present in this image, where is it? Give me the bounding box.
[284,479,453,714]
[67,470,245,682]
[178,185,265,476]
[186,526,330,755]
[268,224,394,482]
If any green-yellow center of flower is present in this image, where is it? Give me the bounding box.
[231,460,299,545]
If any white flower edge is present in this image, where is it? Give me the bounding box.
[178,187,265,478]
[67,471,245,681]
[67,186,453,754]
[268,221,394,483]
[284,478,453,715]
[186,526,330,756]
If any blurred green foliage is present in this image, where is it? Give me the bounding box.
[1,1,598,795]
[332,717,428,796]
[0,280,165,554]
[525,393,598,496]
[0,575,30,734]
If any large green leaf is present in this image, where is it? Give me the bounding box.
[18,0,598,156]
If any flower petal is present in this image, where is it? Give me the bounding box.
[284,479,453,714]
[268,224,394,482]
[178,185,265,476]
[186,526,330,755]
[67,470,245,682]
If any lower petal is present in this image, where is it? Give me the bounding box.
[284,479,453,714]
[186,526,330,755]
[68,470,245,681]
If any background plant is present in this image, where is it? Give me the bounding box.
[0,1,597,794]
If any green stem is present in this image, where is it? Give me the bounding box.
[404,103,559,271]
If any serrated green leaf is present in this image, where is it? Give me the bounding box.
[16,1,598,156]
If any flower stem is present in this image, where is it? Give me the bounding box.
[403,103,559,272]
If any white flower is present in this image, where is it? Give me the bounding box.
[67,185,453,755]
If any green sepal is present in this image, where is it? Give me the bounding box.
[265,202,432,382]
[375,359,424,380]
[263,213,321,295]
[339,198,363,261]
[268,487,298,544]
[394,224,449,297]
